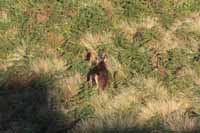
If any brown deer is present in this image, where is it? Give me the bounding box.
[86,52,109,92]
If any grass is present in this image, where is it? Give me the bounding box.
[0,0,200,132]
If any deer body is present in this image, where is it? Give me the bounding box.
[86,53,109,91]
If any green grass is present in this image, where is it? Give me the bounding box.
[1,0,200,132]
[70,4,112,38]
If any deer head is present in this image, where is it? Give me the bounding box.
[96,52,106,64]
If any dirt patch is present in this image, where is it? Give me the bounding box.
[36,7,51,23]
[46,31,65,48]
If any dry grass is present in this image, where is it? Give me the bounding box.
[73,78,167,131]
[0,63,10,71]
[73,76,200,132]
[134,78,200,131]
[136,98,191,126]
[156,12,200,52]
[4,26,18,38]
[31,57,66,74]
[174,12,200,51]
[56,73,82,99]
[73,87,138,131]
[0,45,27,71]
[172,0,186,4]
[140,17,159,29]
[3,72,38,91]
[0,8,10,23]
[146,24,184,53]
[186,13,200,33]
[90,87,137,115]
[98,0,114,19]
[36,6,51,23]
[80,31,113,65]
[0,45,26,70]
[1,1,200,132]
[134,77,199,125]
[46,31,65,48]
[117,17,158,40]
[132,12,200,53]
[161,30,182,52]
[176,66,200,85]
[80,32,112,50]
[164,111,200,131]
[136,77,169,101]
[106,55,126,79]
[117,21,137,40]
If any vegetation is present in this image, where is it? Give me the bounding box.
[0,0,200,132]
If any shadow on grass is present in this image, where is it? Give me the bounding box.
[0,71,80,133]
[0,70,199,133]
[73,124,200,133]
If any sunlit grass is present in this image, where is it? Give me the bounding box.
[0,0,200,132]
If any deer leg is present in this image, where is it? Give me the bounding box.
[95,75,101,94]
[92,75,96,85]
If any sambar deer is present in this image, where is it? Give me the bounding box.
[86,52,109,92]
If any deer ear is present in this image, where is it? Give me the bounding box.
[85,51,91,61]
[102,53,106,59]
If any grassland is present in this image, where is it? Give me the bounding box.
[0,0,200,132]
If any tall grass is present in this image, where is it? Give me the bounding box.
[0,0,200,132]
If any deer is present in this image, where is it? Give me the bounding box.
[86,52,109,93]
